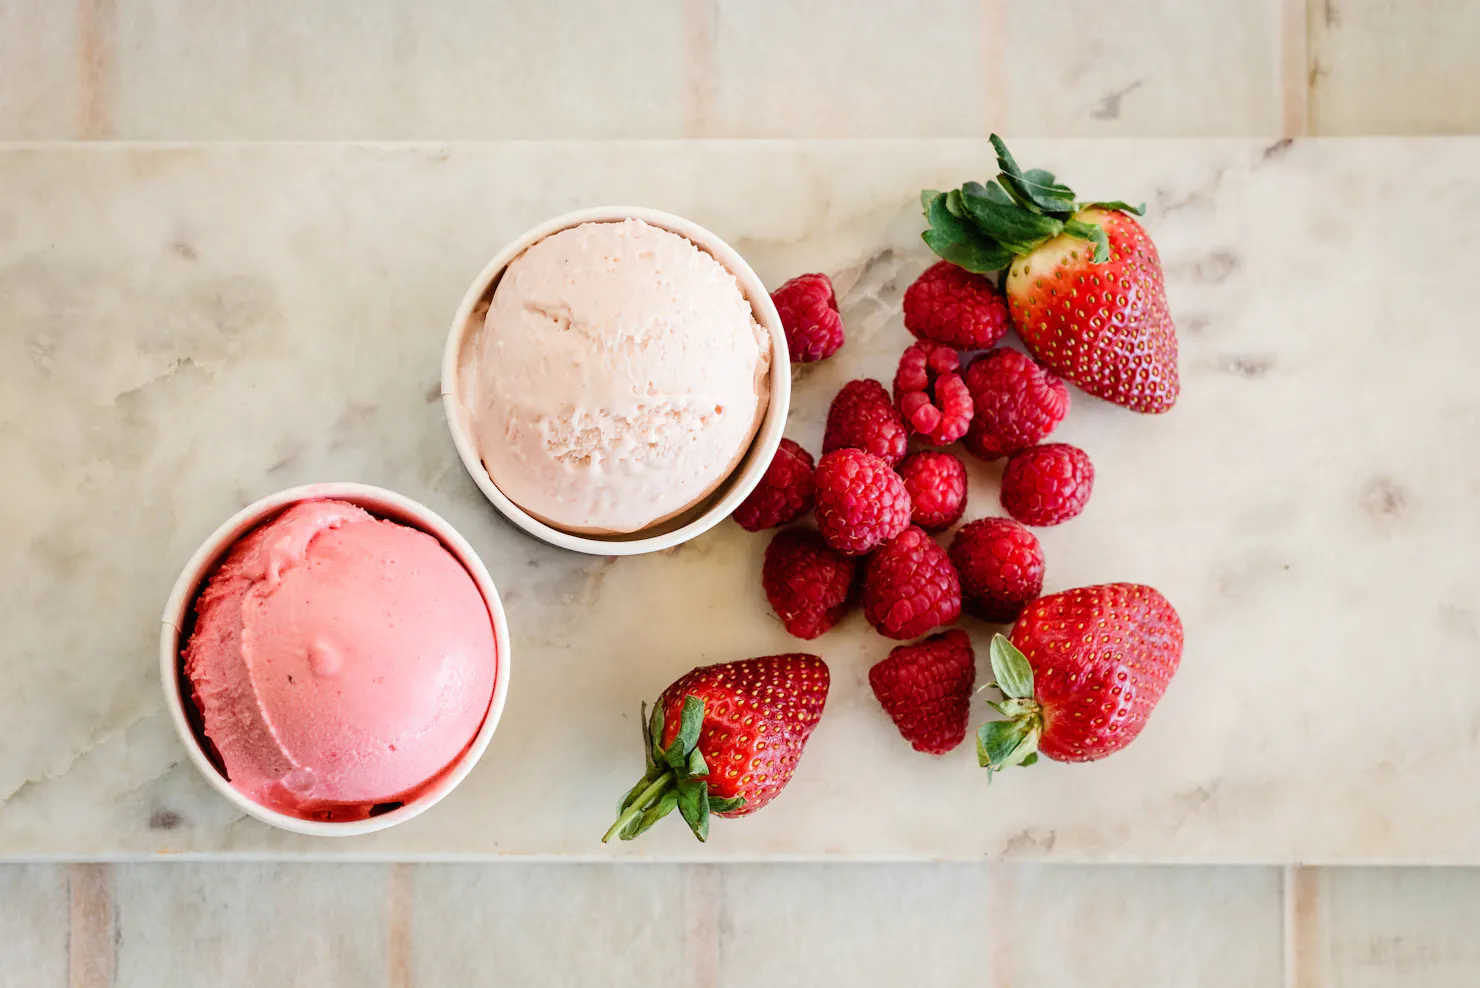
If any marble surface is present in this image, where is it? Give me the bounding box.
[1,139,1477,861]
[12,0,1480,142]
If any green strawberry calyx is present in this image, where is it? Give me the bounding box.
[601,695,745,844]
[920,134,1146,276]
[977,634,1044,779]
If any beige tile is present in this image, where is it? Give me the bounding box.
[1309,0,1480,134]
[707,0,989,138]
[407,864,698,988]
[720,865,1283,988]
[1318,867,1480,988]
[1004,0,1284,136]
[108,0,686,139]
[0,1,84,139]
[112,864,389,988]
[0,865,68,987]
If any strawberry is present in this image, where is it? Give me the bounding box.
[920,135,1179,413]
[976,584,1182,776]
[602,654,830,842]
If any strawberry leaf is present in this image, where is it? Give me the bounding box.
[1020,752,1039,767]
[662,695,704,770]
[708,795,746,814]
[991,135,1079,217]
[921,192,1015,274]
[687,748,708,779]
[676,779,710,842]
[648,702,666,763]
[640,702,656,773]
[989,635,1035,700]
[958,184,1064,255]
[977,720,1030,768]
[944,189,968,219]
[1062,218,1110,263]
[1090,200,1146,216]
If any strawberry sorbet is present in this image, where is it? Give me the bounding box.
[182,499,497,821]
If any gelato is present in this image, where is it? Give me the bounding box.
[182,499,497,821]
[459,218,771,535]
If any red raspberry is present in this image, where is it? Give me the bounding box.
[762,528,858,639]
[869,629,975,754]
[893,341,973,445]
[862,526,962,640]
[896,451,967,533]
[771,273,845,363]
[732,438,816,532]
[822,379,908,468]
[1001,443,1094,526]
[902,260,1010,349]
[961,348,1070,461]
[814,449,912,556]
[948,517,1044,622]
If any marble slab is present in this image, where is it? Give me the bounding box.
[1,139,1476,861]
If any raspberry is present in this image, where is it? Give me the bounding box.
[869,629,975,754]
[862,526,962,640]
[762,528,858,639]
[771,273,845,363]
[902,260,1010,349]
[822,379,908,468]
[814,448,912,556]
[948,517,1044,622]
[732,439,816,532]
[1001,443,1094,526]
[961,348,1070,461]
[896,451,967,533]
[892,341,973,445]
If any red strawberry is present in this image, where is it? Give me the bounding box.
[949,517,1043,622]
[862,526,962,640]
[814,448,912,556]
[762,528,858,640]
[733,438,815,532]
[902,260,1010,349]
[893,341,973,445]
[603,653,830,842]
[1000,443,1093,526]
[772,273,845,363]
[869,630,976,754]
[897,451,967,533]
[961,348,1070,461]
[976,584,1182,776]
[823,378,908,467]
[920,136,1179,413]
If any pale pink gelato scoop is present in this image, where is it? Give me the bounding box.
[183,499,497,821]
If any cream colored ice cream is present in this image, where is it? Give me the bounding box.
[460,218,771,535]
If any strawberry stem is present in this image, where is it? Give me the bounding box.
[601,774,673,844]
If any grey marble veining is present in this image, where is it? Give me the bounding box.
[1,139,1477,861]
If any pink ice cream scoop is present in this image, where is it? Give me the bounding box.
[182,499,497,821]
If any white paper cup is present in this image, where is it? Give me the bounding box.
[159,482,511,837]
[442,206,790,556]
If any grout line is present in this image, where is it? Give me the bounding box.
[1279,0,1312,137]
[68,863,116,988]
[388,863,414,988]
[1283,865,1328,988]
[683,0,718,138]
[74,0,116,139]
[979,0,1008,134]
[682,864,722,988]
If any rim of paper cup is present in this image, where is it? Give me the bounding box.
[158,482,512,837]
[440,205,790,556]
